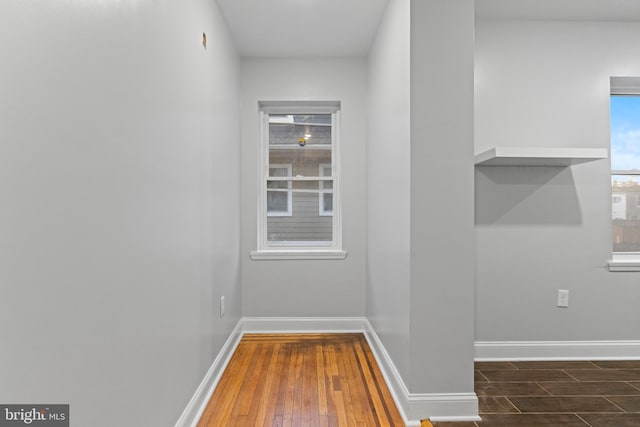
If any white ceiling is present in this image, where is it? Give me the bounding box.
[215,0,389,58]
[216,0,640,59]
[476,0,640,22]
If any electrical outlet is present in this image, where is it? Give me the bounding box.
[557,289,569,308]
[220,296,225,317]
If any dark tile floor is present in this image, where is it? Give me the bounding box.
[432,360,640,427]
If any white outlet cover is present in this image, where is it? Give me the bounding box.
[557,290,569,308]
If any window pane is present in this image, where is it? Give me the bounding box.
[267,166,290,215]
[267,180,332,243]
[267,191,289,213]
[611,95,640,253]
[269,149,332,178]
[612,175,640,252]
[611,96,640,171]
[269,114,332,146]
[269,114,332,177]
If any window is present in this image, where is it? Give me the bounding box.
[252,101,345,260]
[609,77,640,270]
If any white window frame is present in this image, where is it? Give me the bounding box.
[251,101,346,260]
[267,164,292,217]
[608,77,640,271]
[318,163,333,216]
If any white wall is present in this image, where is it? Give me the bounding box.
[367,0,412,383]
[240,58,368,317]
[409,0,476,394]
[367,0,476,411]
[0,1,240,426]
[475,20,640,342]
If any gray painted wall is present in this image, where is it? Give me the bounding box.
[9,2,640,425]
[367,0,476,396]
[475,20,640,341]
[367,0,412,384]
[240,58,368,317]
[0,1,241,426]
[409,0,476,393]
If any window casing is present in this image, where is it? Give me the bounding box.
[609,77,640,270]
[252,101,345,259]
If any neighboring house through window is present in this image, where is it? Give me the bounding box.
[252,101,345,259]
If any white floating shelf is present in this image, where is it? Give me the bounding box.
[474,147,608,167]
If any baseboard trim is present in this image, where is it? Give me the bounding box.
[176,317,481,427]
[174,321,244,427]
[240,316,368,333]
[475,340,640,361]
[364,320,480,425]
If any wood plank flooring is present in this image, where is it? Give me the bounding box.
[425,360,640,427]
[197,333,405,427]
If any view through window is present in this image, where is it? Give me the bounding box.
[256,101,342,254]
[266,113,333,244]
[611,95,640,252]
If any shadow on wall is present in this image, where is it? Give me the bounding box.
[475,166,582,226]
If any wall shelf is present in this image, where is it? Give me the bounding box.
[474,147,608,167]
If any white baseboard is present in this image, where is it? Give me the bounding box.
[176,316,481,427]
[363,320,480,425]
[240,316,368,333]
[174,321,244,427]
[177,324,640,426]
[475,340,640,361]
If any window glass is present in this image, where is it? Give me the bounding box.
[260,108,339,249]
[267,165,291,216]
[611,96,640,171]
[611,95,640,252]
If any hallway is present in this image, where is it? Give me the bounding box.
[197,334,405,426]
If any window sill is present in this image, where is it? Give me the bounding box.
[608,260,640,272]
[250,249,347,260]
[608,254,640,271]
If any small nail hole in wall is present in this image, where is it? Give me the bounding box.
[202,32,207,49]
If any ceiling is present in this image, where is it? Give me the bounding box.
[215,0,389,58]
[216,0,640,59]
[476,0,640,22]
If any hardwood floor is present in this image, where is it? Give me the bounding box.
[426,360,640,427]
[198,336,640,426]
[197,333,405,426]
